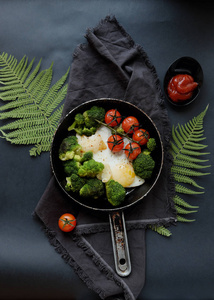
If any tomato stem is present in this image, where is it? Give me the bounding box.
[59,218,76,228]
[95,119,141,145]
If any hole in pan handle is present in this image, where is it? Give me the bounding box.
[109,211,131,277]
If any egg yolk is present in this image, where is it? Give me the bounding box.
[111,163,135,187]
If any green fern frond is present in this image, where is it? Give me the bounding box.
[176,215,195,222]
[0,53,69,156]
[154,106,210,237]
[173,159,210,169]
[174,153,209,163]
[175,205,197,215]
[171,165,210,177]
[173,174,204,189]
[173,195,199,209]
[175,183,204,195]
[149,225,172,237]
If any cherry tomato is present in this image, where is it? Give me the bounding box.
[132,129,150,146]
[105,109,122,127]
[107,135,124,152]
[122,116,139,134]
[58,213,76,232]
[124,142,141,160]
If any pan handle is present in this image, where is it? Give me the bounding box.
[109,211,131,277]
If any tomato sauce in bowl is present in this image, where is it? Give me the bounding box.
[164,57,203,107]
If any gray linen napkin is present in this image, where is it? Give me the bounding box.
[35,16,176,300]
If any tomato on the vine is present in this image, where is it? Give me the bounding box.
[105,109,122,127]
[132,129,150,146]
[122,116,139,134]
[124,142,141,160]
[107,135,124,152]
[58,213,76,232]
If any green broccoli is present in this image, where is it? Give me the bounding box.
[80,151,93,163]
[68,106,105,136]
[63,160,81,176]
[147,138,156,152]
[79,178,105,199]
[83,106,106,128]
[133,152,155,179]
[105,179,126,206]
[78,159,104,178]
[65,174,86,193]
[74,113,85,126]
[142,149,151,156]
[82,126,97,136]
[59,136,82,161]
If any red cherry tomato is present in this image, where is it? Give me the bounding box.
[58,213,76,232]
[105,109,122,127]
[132,129,150,146]
[124,142,141,160]
[107,135,124,152]
[122,116,139,134]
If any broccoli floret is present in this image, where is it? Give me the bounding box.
[65,174,86,193]
[63,160,81,176]
[75,113,85,126]
[133,153,155,179]
[68,106,105,136]
[80,151,93,163]
[78,159,104,177]
[105,179,126,206]
[147,138,156,152]
[83,106,105,128]
[59,136,82,161]
[82,126,97,136]
[142,149,151,155]
[79,178,105,199]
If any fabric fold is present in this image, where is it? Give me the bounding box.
[35,16,176,299]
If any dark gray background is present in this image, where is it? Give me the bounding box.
[0,1,214,299]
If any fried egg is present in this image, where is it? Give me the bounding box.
[77,126,145,188]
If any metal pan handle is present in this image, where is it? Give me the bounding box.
[109,211,131,277]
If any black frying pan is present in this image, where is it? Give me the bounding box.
[50,98,164,276]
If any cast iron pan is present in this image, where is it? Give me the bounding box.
[50,98,164,277]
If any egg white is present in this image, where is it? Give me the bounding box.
[77,126,145,188]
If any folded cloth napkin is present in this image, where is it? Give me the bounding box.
[35,16,176,300]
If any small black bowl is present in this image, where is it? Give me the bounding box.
[163,56,203,107]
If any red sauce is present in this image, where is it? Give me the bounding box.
[167,74,198,102]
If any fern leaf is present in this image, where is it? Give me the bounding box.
[149,225,172,237]
[173,174,204,189]
[29,142,52,156]
[167,105,211,235]
[0,117,46,131]
[173,195,199,209]
[173,159,210,169]
[175,205,197,215]
[0,52,69,156]
[176,215,195,222]
[180,148,210,156]
[24,58,42,88]
[171,165,210,177]
[175,184,204,195]
[175,153,209,163]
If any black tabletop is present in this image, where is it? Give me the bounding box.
[0,1,214,299]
